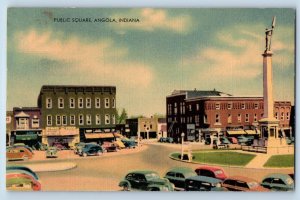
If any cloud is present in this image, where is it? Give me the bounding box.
[15,29,154,88]
[183,24,294,81]
[112,8,192,34]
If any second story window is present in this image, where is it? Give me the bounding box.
[105,98,110,108]
[254,114,257,122]
[281,112,284,120]
[47,115,52,126]
[32,118,39,128]
[112,98,116,108]
[286,112,290,120]
[112,114,115,125]
[78,98,83,108]
[245,114,249,122]
[70,115,75,125]
[79,114,84,125]
[96,114,101,125]
[62,115,67,125]
[58,98,64,109]
[86,114,91,125]
[56,115,61,126]
[215,114,220,123]
[105,114,110,124]
[275,112,278,120]
[46,98,52,109]
[69,98,75,108]
[86,98,91,108]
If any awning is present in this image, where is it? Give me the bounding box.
[15,134,38,141]
[245,130,259,135]
[227,130,246,135]
[113,133,123,138]
[85,133,114,139]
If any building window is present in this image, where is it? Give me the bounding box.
[286,112,290,120]
[86,114,91,125]
[46,98,52,109]
[58,98,64,109]
[79,114,84,125]
[196,104,199,111]
[78,98,83,108]
[105,114,110,124]
[69,98,75,108]
[281,112,284,120]
[112,114,116,125]
[32,118,39,128]
[228,103,232,110]
[238,114,241,123]
[112,98,116,108]
[227,114,232,124]
[183,103,185,114]
[189,105,192,111]
[86,98,91,108]
[95,98,101,108]
[215,114,220,123]
[245,114,249,122]
[174,103,177,114]
[215,103,220,110]
[241,103,245,109]
[56,115,61,126]
[204,115,207,123]
[254,103,259,109]
[62,115,67,125]
[70,115,75,125]
[105,98,110,108]
[47,115,52,126]
[254,114,257,122]
[96,114,101,125]
[275,112,278,119]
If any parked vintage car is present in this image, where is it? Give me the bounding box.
[7,147,33,161]
[261,173,294,191]
[228,137,238,144]
[185,176,227,191]
[237,135,250,145]
[114,139,126,149]
[286,137,295,145]
[222,176,269,191]
[101,141,119,152]
[78,143,104,157]
[46,147,58,158]
[121,139,137,149]
[52,142,68,150]
[74,142,86,154]
[13,143,34,154]
[7,166,39,180]
[6,173,41,191]
[33,142,48,151]
[158,137,167,142]
[164,167,197,190]
[166,137,174,143]
[195,166,227,180]
[119,170,175,191]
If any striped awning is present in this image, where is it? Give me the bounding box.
[85,133,114,139]
[227,130,246,135]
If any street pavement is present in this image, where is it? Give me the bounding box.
[9,142,294,191]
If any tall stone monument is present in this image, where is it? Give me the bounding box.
[259,17,292,154]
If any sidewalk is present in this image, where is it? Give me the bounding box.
[245,153,271,168]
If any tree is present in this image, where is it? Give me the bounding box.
[116,108,128,124]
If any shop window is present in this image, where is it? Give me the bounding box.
[95,98,101,108]
[46,98,52,109]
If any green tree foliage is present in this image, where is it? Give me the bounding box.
[116,108,128,124]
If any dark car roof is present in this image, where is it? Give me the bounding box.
[195,165,224,172]
[167,167,197,176]
[263,173,293,181]
[7,166,39,180]
[128,170,159,175]
[186,176,222,184]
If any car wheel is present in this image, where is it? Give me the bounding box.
[123,183,129,191]
[83,153,87,157]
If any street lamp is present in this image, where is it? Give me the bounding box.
[181,132,185,160]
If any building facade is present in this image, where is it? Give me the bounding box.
[38,85,117,147]
[11,107,42,146]
[166,90,292,142]
[126,117,159,139]
[6,111,14,146]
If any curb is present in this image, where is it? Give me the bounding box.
[9,162,78,172]
[168,152,294,170]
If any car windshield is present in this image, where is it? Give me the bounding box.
[145,173,160,180]
[214,170,223,175]
[248,181,259,189]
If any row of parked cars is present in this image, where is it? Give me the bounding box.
[6,165,41,191]
[158,137,174,143]
[118,166,294,191]
[6,144,35,161]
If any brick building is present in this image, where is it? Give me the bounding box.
[166,89,292,142]
[37,85,117,147]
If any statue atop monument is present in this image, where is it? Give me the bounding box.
[265,16,276,53]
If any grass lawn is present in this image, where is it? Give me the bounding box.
[171,151,256,166]
[264,155,294,168]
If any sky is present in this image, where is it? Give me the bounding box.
[7,8,295,117]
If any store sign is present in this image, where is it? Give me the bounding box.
[44,126,78,136]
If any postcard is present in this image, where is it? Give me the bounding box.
[6,8,295,191]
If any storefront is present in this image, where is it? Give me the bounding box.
[84,132,115,143]
[42,127,79,148]
[13,130,42,146]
